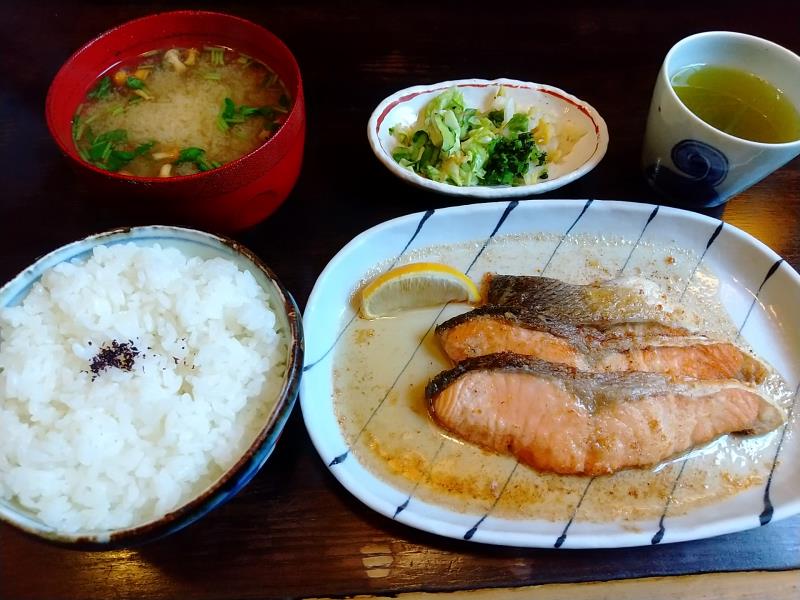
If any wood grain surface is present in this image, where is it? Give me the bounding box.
[1,1,799,599]
[309,570,800,600]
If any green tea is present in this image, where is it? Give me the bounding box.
[670,64,800,143]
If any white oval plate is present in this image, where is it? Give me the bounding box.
[300,199,800,548]
[367,79,609,198]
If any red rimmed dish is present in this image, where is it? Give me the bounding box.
[367,78,608,198]
[46,11,305,232]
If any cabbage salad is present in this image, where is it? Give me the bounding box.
[390,87,563,187]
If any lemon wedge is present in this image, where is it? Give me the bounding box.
[359,262,481,319]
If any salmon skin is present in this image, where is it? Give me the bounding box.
[435,305,768,383]
[485,274,676,323]
[426,353,784,476]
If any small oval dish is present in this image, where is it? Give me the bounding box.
[0,226,303,548]
[368,78,609,198]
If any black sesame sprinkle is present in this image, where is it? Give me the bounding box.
[89,340,139,381]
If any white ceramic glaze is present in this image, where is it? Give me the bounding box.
[643,31,800,207]
[368,79,609,198]
[300,199,800,549]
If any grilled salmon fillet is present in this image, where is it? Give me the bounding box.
[436,306,768,383]
[426,353,784,476]
[485,274,676,323]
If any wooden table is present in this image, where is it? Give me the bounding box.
[2,1,799,598]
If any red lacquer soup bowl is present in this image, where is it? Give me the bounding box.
[46,10,305,231]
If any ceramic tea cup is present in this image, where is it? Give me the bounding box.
[642,31,800,208]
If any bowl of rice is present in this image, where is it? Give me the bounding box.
[0,226,303,547]
[45,11,305,232]
[368,78,608,198]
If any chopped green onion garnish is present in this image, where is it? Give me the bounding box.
[176,147,218,171]
[177,147,204,162]
[205,46,225,66]
[72,116,83,142]
[240,106,264,118]
[100,141,114,162]
[88,76,112,100]
[126,77,145,90]
[82,129,153,172]
[202,71,222,81]
[217,97,271,131]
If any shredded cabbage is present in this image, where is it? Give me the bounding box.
[391,87,550,187]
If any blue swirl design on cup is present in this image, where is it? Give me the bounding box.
[645,139,729,207]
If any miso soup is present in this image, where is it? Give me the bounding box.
[72,46,292,177]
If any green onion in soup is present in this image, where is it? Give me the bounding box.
[71,46,291,177]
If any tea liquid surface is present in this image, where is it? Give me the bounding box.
[671,64,800,143]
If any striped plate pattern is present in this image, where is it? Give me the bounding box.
[300,199,800,548]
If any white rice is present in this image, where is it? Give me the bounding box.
[0,243,287,533]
